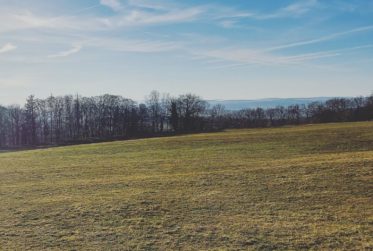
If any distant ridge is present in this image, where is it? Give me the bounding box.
[208,97,338,110]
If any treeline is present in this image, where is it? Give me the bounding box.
[0,91,372,148]
[221,96,373,129]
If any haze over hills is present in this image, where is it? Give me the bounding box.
[208,97,338,110]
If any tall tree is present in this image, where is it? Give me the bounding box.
[24,95,37,145]
[146,91,161,133]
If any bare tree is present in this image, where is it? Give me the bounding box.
[146,90,161,133]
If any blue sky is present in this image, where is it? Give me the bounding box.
[0,0,373,104]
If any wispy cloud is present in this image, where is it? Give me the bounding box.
[196,44,373,67]
[0,10,90,33]
[267,25,373,51]
[214,0,318,23]
[100,7,204,28]
[0,43,17,54]
[1,1,373,69]
[100,0,122,12]
[0,4,204,32]
[257,0,319,19]
[219,20,237,29]
[84,37,180,53]
[282,0,318,16]
[127,0,170,11]
[1,1,317,34]
[48,45,82,58]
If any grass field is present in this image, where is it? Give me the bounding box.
[1,122,373,250]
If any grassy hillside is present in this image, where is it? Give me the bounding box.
[1,122,372,250]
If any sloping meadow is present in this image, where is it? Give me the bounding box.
[1,122,372,250]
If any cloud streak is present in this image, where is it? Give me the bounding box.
[84,37,180,53]
[266,0,318,19]
[215,0,318,23]
[99,7,204,28]
[196,44,373,67]
[0,3,204,33]
[0,43,17,54]
[127,0,170,11]
[0,10,94,33]
[48,45,82,58]
[267,25,373,51]
[100,0,122,12]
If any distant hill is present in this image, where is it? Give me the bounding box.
[208,97,336,110]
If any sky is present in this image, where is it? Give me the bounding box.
[0,0,373,104]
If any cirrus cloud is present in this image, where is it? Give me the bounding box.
[100,0,122,12]
[48,45,82,58]
[0,43,17,54]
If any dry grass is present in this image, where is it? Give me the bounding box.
[1,122,373,250]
